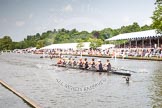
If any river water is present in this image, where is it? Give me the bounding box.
[0,53,162,108]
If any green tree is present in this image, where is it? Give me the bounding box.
[88,38,103,49]
[99,28,119,40]
[151,0,162,32]
[131,22,141,32]
[0,36,12,50]
[0,38,2,50]
[12,42,22,49]
[141,25,152,31]
[76,39,84,50]
[119,22,141,34]
[36,40,44,49]
[44,38,53,46]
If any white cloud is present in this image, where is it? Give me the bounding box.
[63,4,73,12]
[16,21,25,27]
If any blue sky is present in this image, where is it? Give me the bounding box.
[0,0,155,41]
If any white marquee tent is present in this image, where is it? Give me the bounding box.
[105,29,162,41]
[40,42,114,50]
[40,42,90,50]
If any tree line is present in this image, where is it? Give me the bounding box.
[0,22,153,51]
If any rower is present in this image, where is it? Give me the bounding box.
[97,59,103,72]
[62,59,66,66]
[67,58,72,66]
[78,58,83,68]
[72,59,77,67]
[83,58,89,69]
[89,58,96,69]
[105,59,111,72]
[57,58,62,64]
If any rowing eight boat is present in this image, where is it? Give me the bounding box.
[53,64,131,76]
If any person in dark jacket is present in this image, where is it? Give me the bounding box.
[97,59,103,72]
[105,59,111,72]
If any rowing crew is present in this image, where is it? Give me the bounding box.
[57,58,111,72]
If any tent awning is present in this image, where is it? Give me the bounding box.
[105,29,162,41]
[40,42,90,50]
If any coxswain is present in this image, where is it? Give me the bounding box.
[97,59,103,71]
[105,59,111,72]
[83,58,89,69]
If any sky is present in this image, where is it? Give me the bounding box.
[0,0,156,41]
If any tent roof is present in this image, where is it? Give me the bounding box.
[105,29,162,41]
[40,42,90,50]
